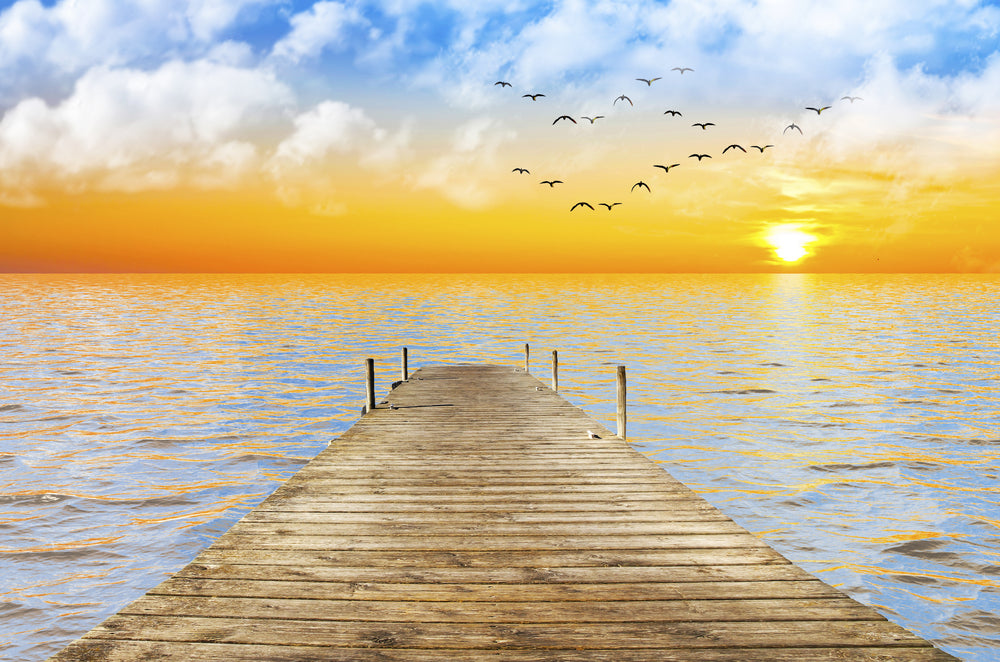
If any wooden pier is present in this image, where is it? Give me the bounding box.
[50,362,957,661]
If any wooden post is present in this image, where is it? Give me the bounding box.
[551,350,559,391]
[365,358,375,413]
[401,347,408,381]
[616,365,627,439]
[524,343,530,373]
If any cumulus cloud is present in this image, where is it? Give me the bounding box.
[271,1,368,63]
[0,59,294,197]
[0,0,268,106]
[266,100,411,214]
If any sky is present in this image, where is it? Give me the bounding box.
[1,0,999,272]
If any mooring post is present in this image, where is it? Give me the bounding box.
[365,358,376,413]
[401,347,408,381]
[524,343,530,373]
[616,365,627,439]
[552,350,559,391]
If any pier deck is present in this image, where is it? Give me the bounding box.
[51,363,956,661]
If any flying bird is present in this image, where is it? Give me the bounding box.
[614,94,633,106]
[784,123,803,134]
[805,105,831,114]
[750,145,774,152]
[599,202,621,210]
[553,115,577,124]
[663,110,682,116]
[494,81,511,87]
[539,180,563,187]
[722,144,747,154]
[580,115,605,123]
[570,202,594,211]
[631,181,650,192]
[689,153,712,161]
[512,167,530,174]
[692,122,715,130]
[841,96,864,103]
[653,163,680,172]
[636,77,661,86]
[672,67,694,74]
[522,93,545,100]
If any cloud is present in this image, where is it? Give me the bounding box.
[266,99,411,213]
[270,1,368,63]
[414,116,516,209]
[0,59,293,198]
[0,0,268,106]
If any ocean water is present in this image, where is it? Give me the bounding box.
[1,273,997,661]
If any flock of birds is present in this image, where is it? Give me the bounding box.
[494,69,863,212]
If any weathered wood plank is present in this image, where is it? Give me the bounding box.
[47,363,957,662]
[175,562,814,583]
[54,640,958,662]
[118,594,883,622]
[80,616,931,649]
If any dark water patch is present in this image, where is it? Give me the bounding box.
[965,438,1000,446]
[715,370,742,375]
[0,493,73,506]
[912,363,928,368]
[937,389,962,394]
[905,461,940,471]
[707,388,776,395]
[758,362,787,367]
[947,610,1000,631]
[829,401,865,408]
[0,404,25,412]
[888,573,949,587]
[810,461,897,473]
[886,538,964,564]
[56,370,84,376]
[810,378,832,382]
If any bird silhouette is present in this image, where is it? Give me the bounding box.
[614,95,633,106]
[522,93,545,100]
[689,153,712,161]
[553,115,577,125]
[750,145,774,152]
[784,123,803,134]
[539,180,563,187]
[580,115,605,123]
[692,122,715,130]
[599,202,621,210]
[663,110,682,116]
[570,202,594,211]
[654,163,680,172]
[722,144,747,154]
[841,96,863,103]
[631,181,650,192]
[494,81,511,87]
[512,167,530,174]
[805,106,831,114]
[672,67,694,74]
[636,77,661,86]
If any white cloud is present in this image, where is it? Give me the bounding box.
[0,0,268,105]
[266,100,411,213]
[0,59,293,198]
[414,116,516,209]
[271,1,367,63]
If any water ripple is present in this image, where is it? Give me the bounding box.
[0,273,998,661]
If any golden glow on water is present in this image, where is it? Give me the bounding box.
[1,273,998,662]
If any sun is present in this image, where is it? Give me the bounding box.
[765,225,816,263]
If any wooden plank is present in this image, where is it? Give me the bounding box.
[47,363,957,661]
[52,641,961,662]
[81,616,932,648]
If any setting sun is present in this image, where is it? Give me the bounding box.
[765,225,816,263]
